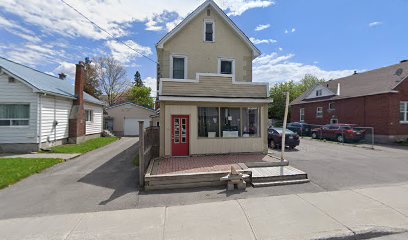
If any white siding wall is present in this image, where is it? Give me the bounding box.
[85,102,103,135]
[305,85,335,99]
[40,95,72,143]
[0,74,38,143]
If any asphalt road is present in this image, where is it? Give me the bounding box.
[0,137,139,220]
[1,137,408,220]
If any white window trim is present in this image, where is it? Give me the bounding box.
[401,101,408,124]
[203,19,215,42]
[328,102,335,110]
[0,103,30,127]
[217,58,235,75]
[169,54,188,79]
[85,109,94,123]
[300,108,305,122]
[316,89,323,97]
[330,118,338,124]
[316,107,323,118]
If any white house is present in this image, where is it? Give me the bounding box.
[0,57,104,153]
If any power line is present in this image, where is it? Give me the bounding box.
[60,0,158,64]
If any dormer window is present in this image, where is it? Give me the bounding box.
[204,20,214,42]
[316,89,323,97]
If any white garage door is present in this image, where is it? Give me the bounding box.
[124,119,150,136]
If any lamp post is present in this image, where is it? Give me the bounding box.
[281,92,290,161]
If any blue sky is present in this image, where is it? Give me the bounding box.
[0,0,407,96]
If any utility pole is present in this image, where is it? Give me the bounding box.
[281,92,290,161]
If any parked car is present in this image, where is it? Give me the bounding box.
[287,122,312,136]
[311,124,366,143]
[268,127,300,149]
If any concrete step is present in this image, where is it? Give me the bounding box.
[249,166,309,187]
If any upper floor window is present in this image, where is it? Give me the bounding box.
[171,55,187,79]
[204,20,214,42]
[316,107,323,118]
[328,102,335,110]
[0,104,29,126]
[219,58,234,75]
[401,102,408,123]
[316,89,323,97]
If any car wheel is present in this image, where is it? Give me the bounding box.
[311,132,317,139]
[270,139,276,149]
[337,135,344,143]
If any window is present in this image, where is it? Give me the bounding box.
[330,118,338,124]
[172,56,186,79]
[220,60,233,74]
[85,110,93,122]
[328,102,335,110]
[204,20,214,42]
[300,108,305,122]
[198,107,219,137]
[198,107,260,138]
[242,107,259,137]
[316,89,323,97]
[0,104,29,126]
[221,108,240,137]
[401,102,408,123]
[316,107,323,118]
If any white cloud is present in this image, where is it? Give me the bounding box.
[0,15,41,43]
[143,77,157,97]
[105,40,152,64]
[249,37,277,45]
[53,61,76,79]
[368,21,382,27]
[278,47,283,51]
[291,28,296,32]
[255,23,270,31]
[0,0,274,40]
[284,28,296,34]
[253,53,357,84]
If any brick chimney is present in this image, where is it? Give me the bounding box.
[68,61,86,143]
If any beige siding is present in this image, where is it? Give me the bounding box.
[85,102,103,135]
[158,5,253,82]
[162,102,268,156]
[105,103,155,134]
[40,95,72,143]
[161,75,267,98]
[0,74,38,144]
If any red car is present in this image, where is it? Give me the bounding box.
[311,124,366,143]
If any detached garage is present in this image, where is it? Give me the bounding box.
[105,102,156,136]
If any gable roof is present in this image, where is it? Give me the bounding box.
[0,57,104,105]
[105,102,156,112]
[291,61,408,105]
[156,0,261,58]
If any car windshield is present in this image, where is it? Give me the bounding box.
[273,128,295,134]
[340,126,352,130]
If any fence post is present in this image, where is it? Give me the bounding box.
[139,121,145,188]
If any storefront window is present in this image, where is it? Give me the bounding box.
[221,108,240,137]
[198,107,219,137]
[242,107,259,137]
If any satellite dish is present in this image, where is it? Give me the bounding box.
[395,68,403,76]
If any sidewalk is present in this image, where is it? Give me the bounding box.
[1,183,408,240]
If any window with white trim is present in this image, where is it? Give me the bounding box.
[85,109,93,122]
[204,20,214,42]
[219,59,234,75]
[330,118,338,124]
[316,89,323,97]
[0,104,29,126]
[300,108,305,122]
[171,56,186,79]
[328,102,335,110]
[400,102,408,123]
[316,107,323,118]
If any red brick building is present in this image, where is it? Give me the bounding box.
[290,60,408,143]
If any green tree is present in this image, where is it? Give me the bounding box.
[133,71,144,87]
[127,86,154,109]
[84,58,102,97]
[268,74,326,120]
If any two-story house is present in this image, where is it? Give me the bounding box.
[156,0,271,157]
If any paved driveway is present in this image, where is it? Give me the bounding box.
[0,137,139,220]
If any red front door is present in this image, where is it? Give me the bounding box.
[171,115,189,156]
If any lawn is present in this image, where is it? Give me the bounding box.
[0,158,63,189]
[47,137,118,154]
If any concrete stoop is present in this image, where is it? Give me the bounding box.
[249,165,310,187]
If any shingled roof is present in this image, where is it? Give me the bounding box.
[0,57,104,105]
[291,61,408,105]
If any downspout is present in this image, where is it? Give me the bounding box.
[54,96,57,145]
[38,94,42,150]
